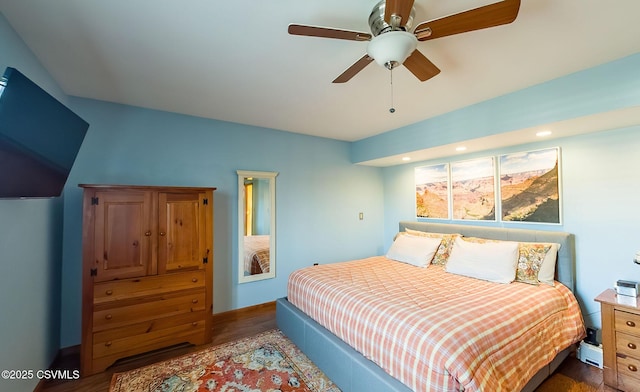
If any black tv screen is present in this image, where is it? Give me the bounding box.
[0,67,88,198]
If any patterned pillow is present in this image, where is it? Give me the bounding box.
[519,242,560,286]
[404,229,459,265]
[515,243,552,285]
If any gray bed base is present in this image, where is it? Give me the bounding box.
[276,221,577,392]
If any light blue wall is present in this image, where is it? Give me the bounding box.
[352,53,640,163]
[0,199,63,392]
[381,127,640,330]
[0,13,66,392]
[59,98,385,347]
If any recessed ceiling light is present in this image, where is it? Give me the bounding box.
[402,156,411,161]
[536,130,552,137]
[455,146,467,152]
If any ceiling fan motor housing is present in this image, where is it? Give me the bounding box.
[368,0,415,36]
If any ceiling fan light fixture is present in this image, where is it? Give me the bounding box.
[367,31,417,69]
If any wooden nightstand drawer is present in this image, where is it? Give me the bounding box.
[615,309,640,337]
[617,331,640,358]
[617,353,640,381]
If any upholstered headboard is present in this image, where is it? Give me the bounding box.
[398,221,576,293]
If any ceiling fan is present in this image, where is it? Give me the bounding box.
[288,0,521,83]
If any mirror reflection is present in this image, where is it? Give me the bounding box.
[237,170,277,283]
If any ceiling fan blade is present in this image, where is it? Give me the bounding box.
[385,0,416,26]
[414,0,521,41]
[403,50,441,81]
[333,55,374,83]
[288,24,372,41]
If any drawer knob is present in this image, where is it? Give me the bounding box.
[105,289,113,296]
[629,364,638,372]
[160,231,166,236]
[105,341,112,347]
[629,343,637,350]
[145,231,152,236]
[627,321,636,327]
[105,314,112,320]
[192,322,198,327]
[192,278,198,283]
[192,299,198,304]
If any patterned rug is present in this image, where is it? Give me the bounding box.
[536,373,598,392]
[110,329,340,392]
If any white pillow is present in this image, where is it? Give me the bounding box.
[386,234,442,267]
[446,237,519,283]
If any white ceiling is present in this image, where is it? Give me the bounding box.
[2,0,640,144]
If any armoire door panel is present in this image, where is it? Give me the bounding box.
[158,192,203,273]
[93,190,152,282]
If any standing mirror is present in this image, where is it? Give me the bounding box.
[237,170,278,283]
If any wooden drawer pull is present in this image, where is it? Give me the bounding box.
[629,364,638,372]
[627,320,636,327]
[105,314,112,320]
[192,322,198,327]
[105,341,112,347]
[192,278,198,283]
[145,231,152,236]
[629,343,637,350]
[105,289,113,296]
[192,299,198,304]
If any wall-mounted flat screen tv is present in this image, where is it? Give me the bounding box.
[0,67,88,198]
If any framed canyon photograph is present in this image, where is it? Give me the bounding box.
[451,157,496,221]
[415,163,450,219]
[499,147,561,224]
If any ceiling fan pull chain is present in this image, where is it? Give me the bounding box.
[389,68,396,113]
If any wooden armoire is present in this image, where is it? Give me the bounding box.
[79,184,215,375]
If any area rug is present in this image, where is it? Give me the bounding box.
[110,329,340,392]
[535,373,598,392]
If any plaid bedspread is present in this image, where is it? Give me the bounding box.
[243,235,270,274]
[288,256,585,392]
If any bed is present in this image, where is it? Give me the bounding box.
[243,234,270,275]
[276,221,585,392]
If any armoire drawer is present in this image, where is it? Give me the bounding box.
[92,311,206,359]
[93,270,205,305]
[93,291,205,331]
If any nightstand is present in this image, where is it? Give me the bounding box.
[596,289,640,391]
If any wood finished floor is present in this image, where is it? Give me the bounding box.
[38,302,615,392]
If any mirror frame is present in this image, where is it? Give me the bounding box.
[237,170,278,283]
